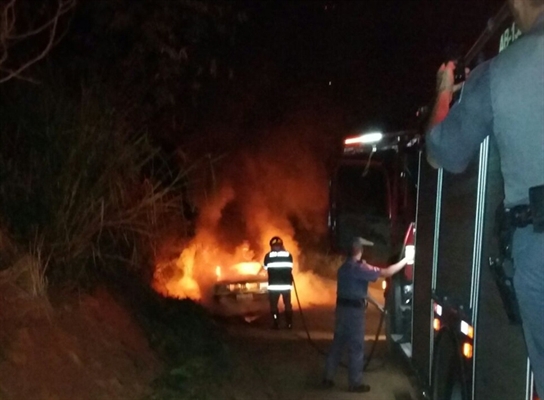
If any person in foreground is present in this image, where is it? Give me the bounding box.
[322,237,411,393]
[426,0,544,395]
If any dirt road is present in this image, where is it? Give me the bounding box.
[221,286,419,400]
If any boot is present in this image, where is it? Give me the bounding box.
[285,311,293,330]
[271,313,279,330]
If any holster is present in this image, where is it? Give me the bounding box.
[495,204,514,260]
[488,257,522,325]
[490,184,544,324]
[492,204,522,325]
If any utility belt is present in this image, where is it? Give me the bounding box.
[336,297,366,308]
[502,185,544,233]
[491,185,544,325]
[504,205,533,228]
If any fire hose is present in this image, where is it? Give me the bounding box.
[292,277,387,371]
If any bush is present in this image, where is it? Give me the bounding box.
[0,83,187,288]
[108,272,230,400]
[143,297,230,400]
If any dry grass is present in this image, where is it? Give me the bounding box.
[0,83,189,290]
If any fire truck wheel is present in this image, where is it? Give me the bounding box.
[431,330,468,400]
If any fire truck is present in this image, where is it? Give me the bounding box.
[384,4,537,400]
[328,129,419,267]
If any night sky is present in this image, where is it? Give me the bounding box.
[170,0,510,257]
[0,0,510,226]
[236,0,505,134]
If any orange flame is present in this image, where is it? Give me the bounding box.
[153,231,339,309]
[152,134,340,309]
[232,261,262,276]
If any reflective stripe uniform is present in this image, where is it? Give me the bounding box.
[264,250,294,290]
[264,250,294,327]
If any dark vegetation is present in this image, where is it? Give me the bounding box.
[0,0,249,398]
[108,272,230,400]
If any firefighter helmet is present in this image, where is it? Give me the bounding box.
[269,236,283,247]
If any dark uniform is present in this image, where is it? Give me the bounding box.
[263,248,294,329]
[427,13,544,395]
[323,257,380,390]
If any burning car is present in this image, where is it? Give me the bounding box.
[211,262,270,317]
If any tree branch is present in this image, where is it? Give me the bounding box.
[0,0,76,84]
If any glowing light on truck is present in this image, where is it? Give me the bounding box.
[460,320,474,339]
[405,245,415,265]
[344,132,383,145]
[462,342,473,359]
[403,223,416,280]
[433,318,441,331]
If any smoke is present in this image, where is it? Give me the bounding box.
[154,112,344,308]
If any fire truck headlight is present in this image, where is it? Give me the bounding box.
[344,132,383,145]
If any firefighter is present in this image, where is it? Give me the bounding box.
[425,0,544,395]
[323,237,410,393]
[263,236,294,329]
